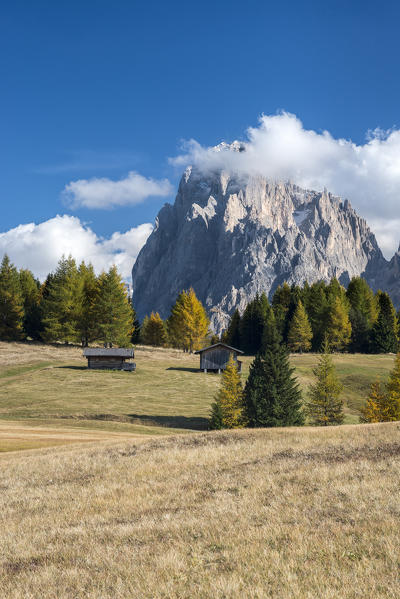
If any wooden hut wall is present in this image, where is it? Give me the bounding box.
[88,357,125,370]
[200,349,237,370]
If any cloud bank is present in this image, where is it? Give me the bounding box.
[0,215,153,280]
[63,171,173,209]
[171,112,400,257]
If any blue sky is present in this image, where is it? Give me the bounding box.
[1,0,400,277]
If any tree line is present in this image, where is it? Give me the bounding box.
[223,278,399,355]
[0,255,134,346]
[0,254,210,350]
[211,335,400,431]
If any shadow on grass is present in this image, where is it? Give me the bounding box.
[56,366,88,371]
[166,366,200,373]
[127,414,209,430]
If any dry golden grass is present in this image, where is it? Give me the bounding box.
[0,423,399,598]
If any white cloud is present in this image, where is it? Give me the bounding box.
[171,112,400,257]
[0,215,153,280]
[63,171,173,209]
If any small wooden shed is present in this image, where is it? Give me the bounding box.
[195,343,244,373]
[83,348,136,371]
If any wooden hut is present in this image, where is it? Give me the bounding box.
[194,343,243,373]
[83,348,136,371]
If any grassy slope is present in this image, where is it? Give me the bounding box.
[0,342,395,451]
[0,423,399,598]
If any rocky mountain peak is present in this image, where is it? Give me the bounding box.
[132,166,392,333]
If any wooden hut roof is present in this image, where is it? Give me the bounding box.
[194,343,244,355]
[83,348,134,358]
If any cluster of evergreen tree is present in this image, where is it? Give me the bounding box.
[211,314,346,429]
[223,278,399,354]
[140,288,210,351]
[0,254,134,346]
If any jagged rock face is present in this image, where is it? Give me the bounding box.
[132,167,388,333]
[377,247,400,309]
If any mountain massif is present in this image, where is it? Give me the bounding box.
[132,157,398,332]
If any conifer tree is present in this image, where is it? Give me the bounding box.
[244,322,304,427]
[95,266,133,346]
[360,381,387,423]
[239,294,270,354]
[346,277,377,353]
[19,268,42,340]
[287,300,312,352]
[223,308,241,348]
[131,305,141,344]
[76,262,99,346]
[210,354,245,429]
[42,256,81,343]
[325,295,351,351]
[272,282,292,338]
[141,312,168,346]
[371,292,398,353]
[305,281,329,350]
[0,255,24,341]
[168,288,209,351]
[306,340,344,425]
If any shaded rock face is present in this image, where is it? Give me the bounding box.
[132,167,390,333]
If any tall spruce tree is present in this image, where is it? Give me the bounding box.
[371,292,398,353]
[239,294,269,354]
[325,295,351,351]
[346,277,377,353]
[76,262,99,346]
[306,339,344,425]
[287,300,312,352]
[131,305,141,344]
[19,268,42,340]
[42,256,81,343]
[223,308,241,348]
[305,281,329,351]
[243,321,304,427]
[95,266,133,346]
[168,288,209,352]
[0,255,24,341]
[272,282,292,338]
[210,354,245,429]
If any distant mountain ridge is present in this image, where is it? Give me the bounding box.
[132,160,397,333]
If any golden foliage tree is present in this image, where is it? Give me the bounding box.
[360,381,387,423]
[210,354,246,429]
[361,354,400,422]
[326,295,352,351]
[287,300,312,352]
[141,312,168,346]
[168,288,209,351]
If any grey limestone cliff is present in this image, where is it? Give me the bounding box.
[132,166,391,333]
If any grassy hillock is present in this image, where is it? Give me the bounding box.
[0,423,399,598]
[0,342,395,451]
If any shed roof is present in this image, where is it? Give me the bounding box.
[83,348,134,358]
[194,343,244,355]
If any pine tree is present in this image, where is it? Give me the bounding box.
[371,292,398,353]
[287,300,312,352]
[95,266,133,346]
[42,256,81,343]
[210,354,245,429]
[131,305,141,344]
[0,255,24,341]
[239,294,270,354]
[305,340,344,425]
[360,381,387,423]
[346,277,377,352]
[272,283,292,338]
[19,268,42,340]
[244,322,304,427]
[223,309,241,348]
[141,312,168,346]
[325,295,351,351]
[168,288,209,351]
[305,281,328,350]
[76,262,99,346]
